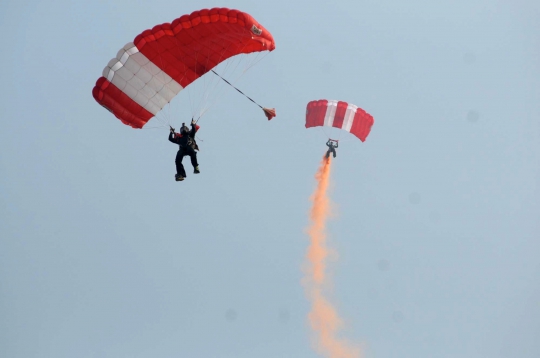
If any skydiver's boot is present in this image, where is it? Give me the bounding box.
[194,166,200,174]
[175,174,185,181]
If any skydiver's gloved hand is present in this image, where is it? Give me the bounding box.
[191,118,196,125]
[170,127,175,133]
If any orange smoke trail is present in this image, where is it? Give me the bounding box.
[304,155,360,358]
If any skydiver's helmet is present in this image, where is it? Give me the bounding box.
[181,125,190,135]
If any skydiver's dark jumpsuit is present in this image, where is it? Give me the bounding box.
[326,140,338,158]
[169,123,199,178]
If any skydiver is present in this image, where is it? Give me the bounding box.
[169,119,200,181]
[325,139,338,159]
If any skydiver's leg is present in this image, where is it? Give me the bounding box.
[186,147,199,173]
[332,148,337,158]
[176,150,187,178]
[187,147,198,168]
[175,151,182,174]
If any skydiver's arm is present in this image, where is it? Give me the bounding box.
[326,140,331,146]
[190,120,198,136]
[335,142,338,148]
[168,132,177,143]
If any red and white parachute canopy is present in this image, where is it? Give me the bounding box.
[92,8,275,129]
[305,100,374,142]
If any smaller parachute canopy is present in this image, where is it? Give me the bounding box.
[262,107,276,120]
[305,100,374,142]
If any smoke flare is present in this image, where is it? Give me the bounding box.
[304,156,360,358]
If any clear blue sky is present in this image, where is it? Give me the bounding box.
[1,1,539,357]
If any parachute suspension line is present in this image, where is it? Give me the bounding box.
[172,32,237,123]
[202,41,249,106]
[197,41,235,120]
[210,40,268,112]
[320,126,332,141]
[191,39,250,123]
[166,20,270,122]
[153,25,273,128]
[170,30,203,124]
[218,42,253,84]
[190,49,203,119]
[197,43,244,120]
[197,44,221,120]
[242,51,269,76]
[210,69,264,109]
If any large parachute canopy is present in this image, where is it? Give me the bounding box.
[92,8,275,128]
[305,100,374,142]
